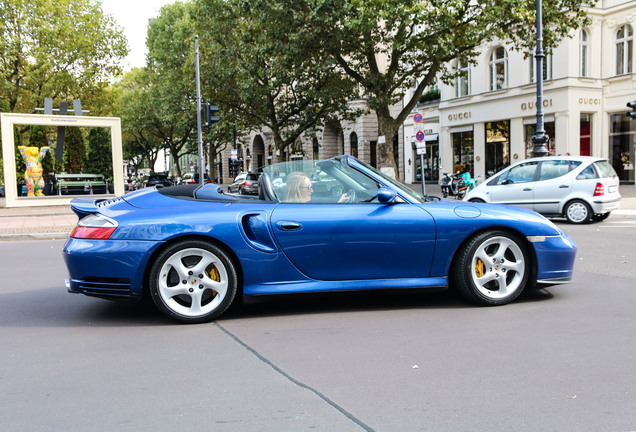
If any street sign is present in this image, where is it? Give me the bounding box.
[231,149,238,161]
[413,113,423,123]
[415,130,425,141]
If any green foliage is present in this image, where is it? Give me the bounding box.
[86,127,113,179]
[245,0,591,179]
[192,0,361,153]
[63,127,86,173]
[0,0,128,114]
[419,88,441,104]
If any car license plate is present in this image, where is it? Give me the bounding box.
[609,185,617,193]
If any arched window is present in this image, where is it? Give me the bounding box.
[489,47,508,91]
[455,58,470,97]
[350,132,358,158]
[616,24,633,75]
[579,29,589,77]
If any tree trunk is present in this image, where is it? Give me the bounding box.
[376,114,401,182]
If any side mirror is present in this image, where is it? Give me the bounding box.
[377,187,397,203]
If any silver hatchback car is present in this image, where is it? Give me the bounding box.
[464,156,621,223]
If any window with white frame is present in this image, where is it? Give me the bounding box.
[529,51,552,82]
[579,29,589,77]
[455,58,470,97]
[489,46,507,90]
[616,24,633,75]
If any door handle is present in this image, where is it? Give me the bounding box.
[559,185,570,188]
[275,221,302,231]
[523,188,532,192]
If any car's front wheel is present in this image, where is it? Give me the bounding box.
[149,240,238,323]
[452,231,530,306]
[564,199,592,224]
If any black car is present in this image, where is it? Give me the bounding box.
[141,174,173,188]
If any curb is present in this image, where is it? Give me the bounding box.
[0,232,71,241]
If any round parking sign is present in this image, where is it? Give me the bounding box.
[416,130,425,141]
[413,113,423,123]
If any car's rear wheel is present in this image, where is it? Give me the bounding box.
[452,231,530,306]
[564,199,592,224]
[468,198,485,203]
[592,212,610,222]
[149,240,237,323]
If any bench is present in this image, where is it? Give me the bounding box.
[56,173,108,195]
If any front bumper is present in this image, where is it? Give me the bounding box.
[529,233,577,284]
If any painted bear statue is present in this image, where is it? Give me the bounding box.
[18,146,50,197]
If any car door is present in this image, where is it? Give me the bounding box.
[489,161,538,210]
[270,202,436,281]
[532,159,573,214]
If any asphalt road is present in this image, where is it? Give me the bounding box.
[1,215,635,432]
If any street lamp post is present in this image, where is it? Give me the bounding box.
[531,0,549,157]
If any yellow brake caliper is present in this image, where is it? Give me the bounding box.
[209,265,220,296]
[475,258,485,278]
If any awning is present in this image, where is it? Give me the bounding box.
[424,134,439,142]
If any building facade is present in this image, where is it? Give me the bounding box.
[405,0,636,186]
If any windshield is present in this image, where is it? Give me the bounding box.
[261,157,425,203]
[352,158,425,203]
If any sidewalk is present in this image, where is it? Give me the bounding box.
[1,186,635,241]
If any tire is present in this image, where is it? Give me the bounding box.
[564,199,592,224]
[469,198,485,203]
[149,240,238,323]
[592,212,610,222]
[452,231,530,306]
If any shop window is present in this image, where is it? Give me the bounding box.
[580,114,591,156]
[451,131,474,174]
[489,47,507,91]
[580,29,589,77]
[485,121,510,177]
[525,122,555,158]
[609,113,635,183]
[455,58,470,97]
[615,24,633,75]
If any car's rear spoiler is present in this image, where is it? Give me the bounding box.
[70,198,106,219]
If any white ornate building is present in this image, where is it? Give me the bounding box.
[404,0,636,185]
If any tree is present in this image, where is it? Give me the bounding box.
[193,0,361,155]
[63,127,86,173]
[249,0,592,180]
[0,0,128,114]
[86,127,112,180]
[114,69,163,173]
[144,2,198,178]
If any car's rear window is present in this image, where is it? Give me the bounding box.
[593,160,617,178]
[246,173,260,180]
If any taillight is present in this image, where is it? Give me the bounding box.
[243,181,249,187]
[593,182,604,196]
[71,214,118,239]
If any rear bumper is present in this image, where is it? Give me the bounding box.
[590,196,621,214]
[63,238,162,299]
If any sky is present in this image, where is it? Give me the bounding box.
[100,0,175,71]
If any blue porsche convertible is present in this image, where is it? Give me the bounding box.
[63,156,576,323]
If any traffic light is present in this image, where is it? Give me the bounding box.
[627,101,636,120]
[202,103,220,127]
